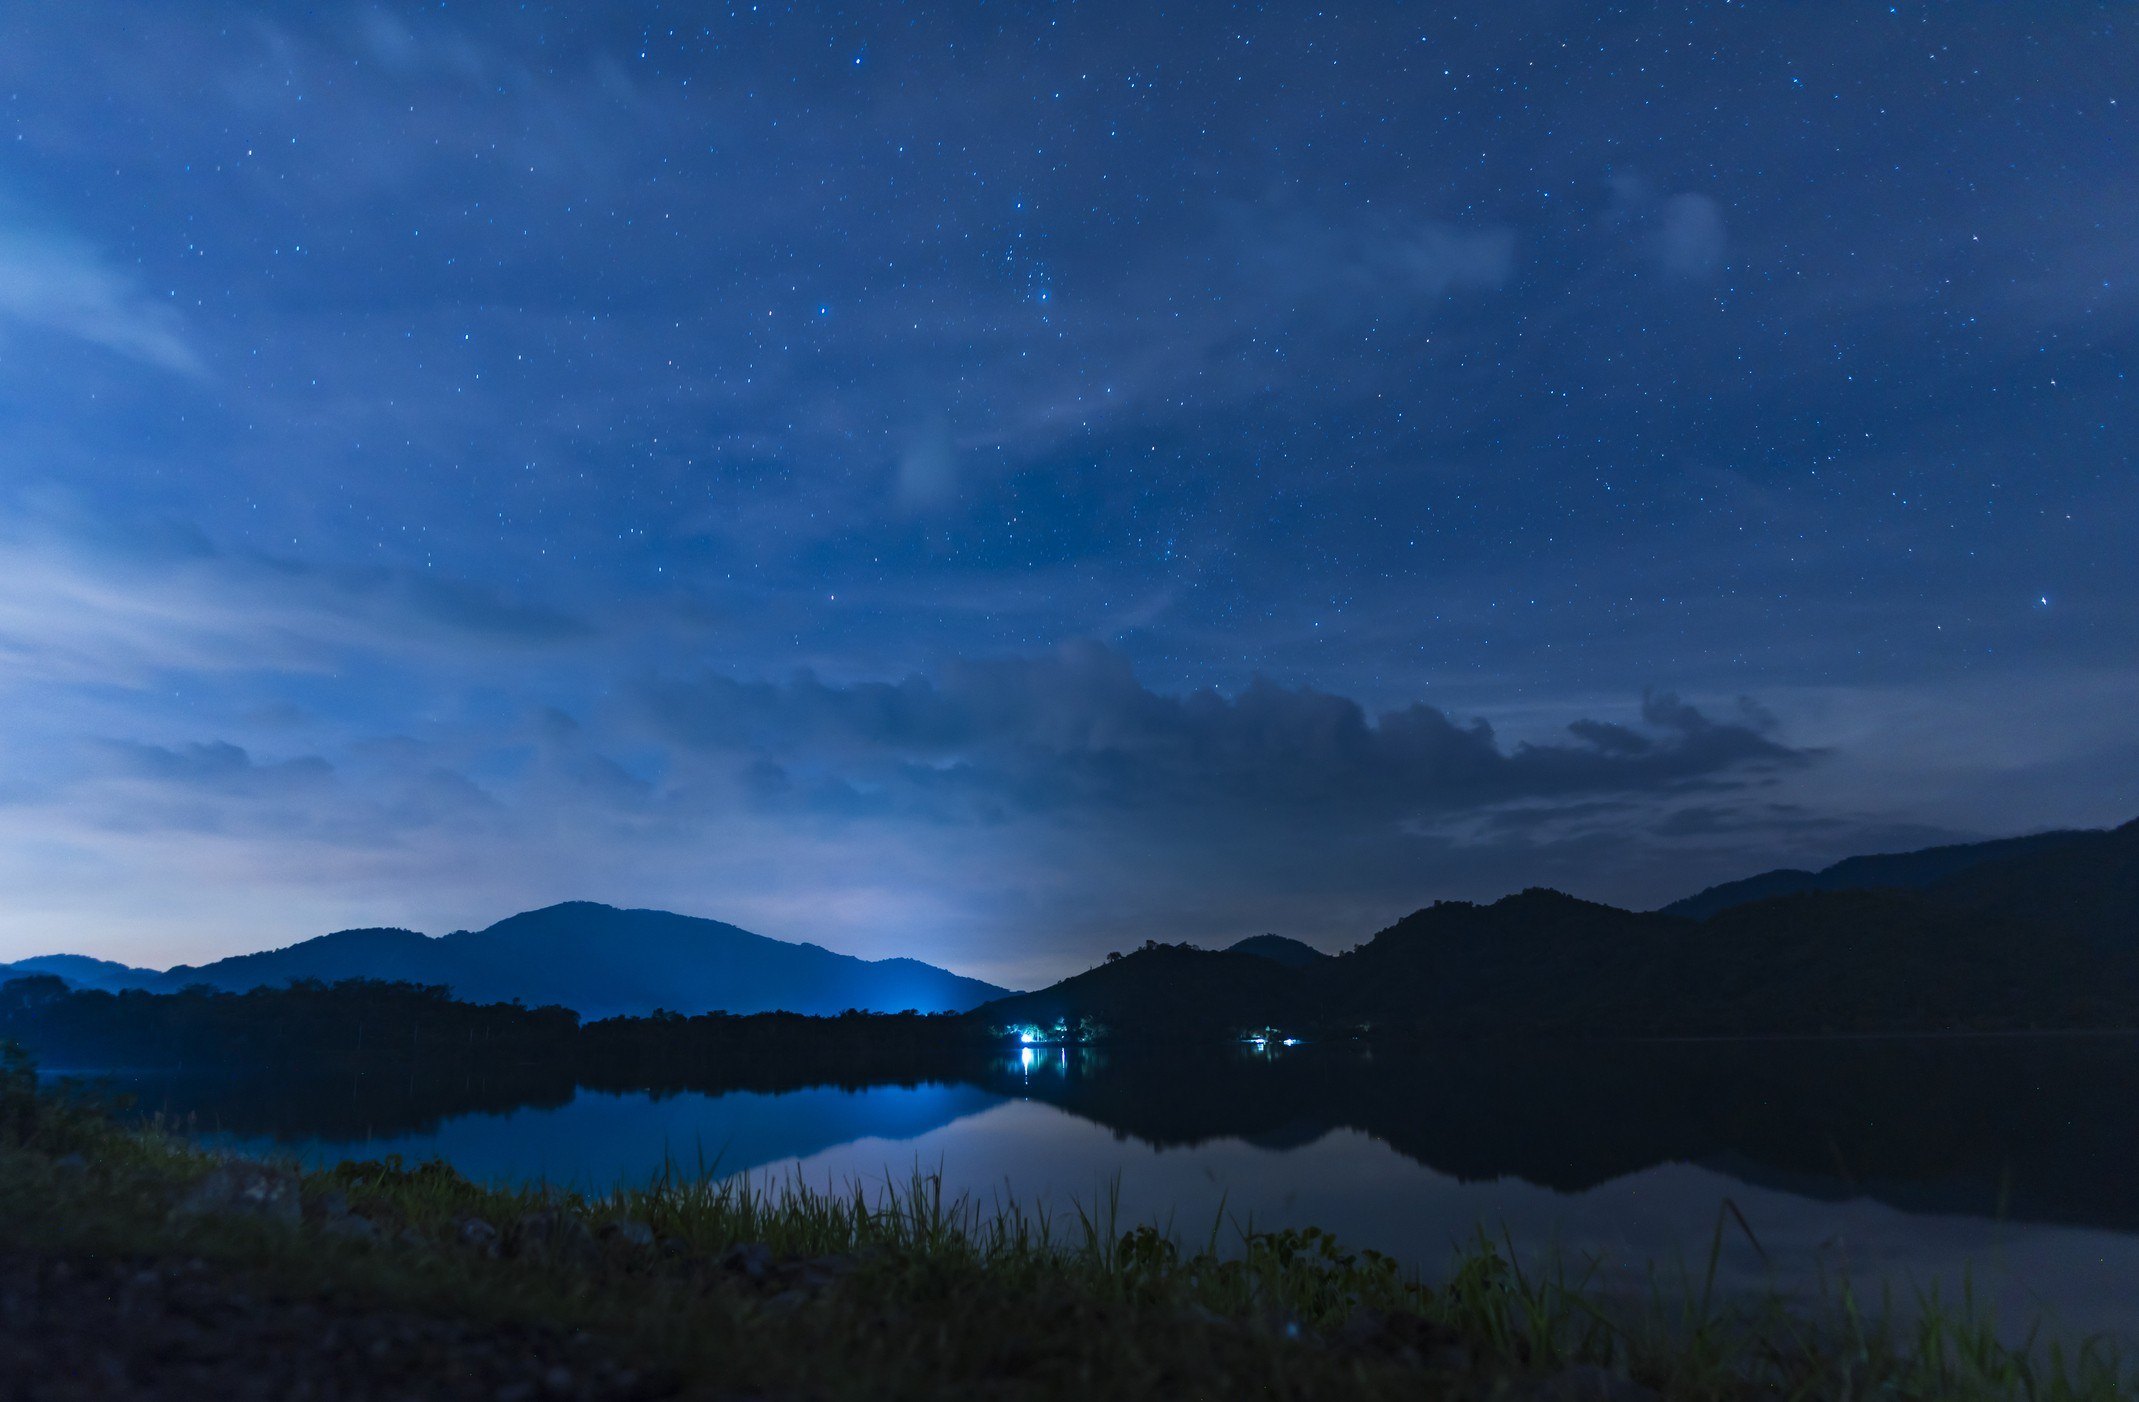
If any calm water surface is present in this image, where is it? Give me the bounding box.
[81,1038,2139,1344]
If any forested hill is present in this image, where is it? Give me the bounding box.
[1660,819,2138,941]
[974,867,2139,1039]
[28,902,1012,1018]
[0,975,974,1086]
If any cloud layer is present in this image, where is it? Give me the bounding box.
[649,642,1804,822]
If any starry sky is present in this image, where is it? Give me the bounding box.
[1,3,2133,987]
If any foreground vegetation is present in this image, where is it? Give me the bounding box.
[2,1046,2132,1400]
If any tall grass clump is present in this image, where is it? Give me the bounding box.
[501,1159,2131,1399]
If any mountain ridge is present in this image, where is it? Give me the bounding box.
[35,903,1013,1018]
[0,954,161,993]
[972,822,2139,1037]
[8,817,2132,1029]
[1660,827,2098,920]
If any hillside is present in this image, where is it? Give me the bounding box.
[1323,889,1685,1031]
[978,867,2139,1039]
[1225,934,1329,969]
[1661,828,2096,920]
[1662,817,2137,959]
[1661,888,2121,1032]
[151,903,1010,1017]
[1926,816,2139,950]
[160,928,443,993]
[0,954,160,993]
[975,943,1300,1038]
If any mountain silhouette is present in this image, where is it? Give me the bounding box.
[974,845,2139,1038]
[1225,934,1329,968]
[1662,817,2136,956]
[11,817,2130,1031]
[1660,827,2097,919]
[0,954,160,993]
[149,902,1011,1017]
[979,942,1299,1038]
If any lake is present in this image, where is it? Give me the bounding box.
[73,1035,2139,1345]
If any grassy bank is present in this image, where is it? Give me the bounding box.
[1,1048,2131,1401]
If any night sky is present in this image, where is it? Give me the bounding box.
[1,4,2133,986]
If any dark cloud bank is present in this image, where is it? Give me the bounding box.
[649,641,1807,824]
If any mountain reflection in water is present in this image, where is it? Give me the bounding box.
[83,1036,2139,1343]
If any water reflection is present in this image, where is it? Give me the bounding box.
[1013,1045,1075,1079]
[81,1035,2139,1343]
[197,1083,1008,1190]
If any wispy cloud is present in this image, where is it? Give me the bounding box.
[0,220,203,375]
[1606,175,1727,282]
[0,503,591,691]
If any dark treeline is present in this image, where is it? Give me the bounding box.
[581,1006,976,1089]
[3,976,579,1071]
[0,975,983,1088]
